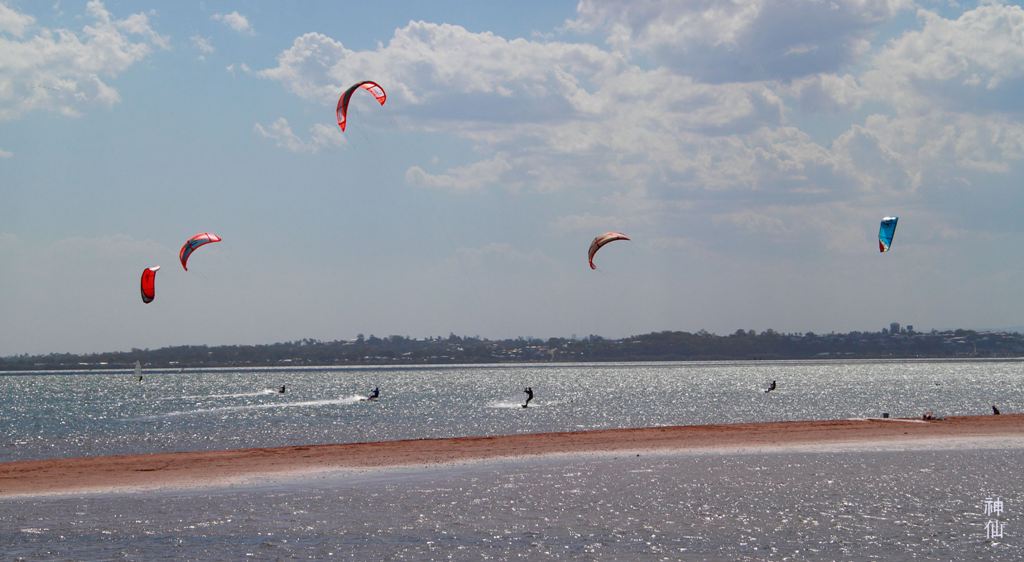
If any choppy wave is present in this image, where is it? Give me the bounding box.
[487,400,530,409]
[159,389,279,401]
[133,395,367,420]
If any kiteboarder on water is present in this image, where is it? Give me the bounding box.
[523,387,534,408]
[993,405,1001,415]
[765,380,776,393]
[279,385,286,394]
[367,387,380,401]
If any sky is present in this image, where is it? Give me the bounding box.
[1,0,1023,355]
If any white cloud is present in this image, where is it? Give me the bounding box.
[258,21,795,194]
[832,120,915,194]
[569,0,910,82]
[0,148,11,158]
[253,117,342,153]
[212,11,253,35]
[863,4,1024,113]
[759,3,1024,203]
[226,62,252,75]
[0,0,168,121]
[0,2,34,37]
[813,4,1024,193]
[116,11,169,50]
[257,4,1024,256]
[191,35,214,59]
[259,24,622,115]
[835,112,1024,191]
[405,154,512,191]
[785,73,865,113]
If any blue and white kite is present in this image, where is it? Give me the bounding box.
[878,217,898,253]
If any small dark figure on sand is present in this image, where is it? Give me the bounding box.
[279,385,286,394]
[993,405,1000,415]
[523,387,534,408]
[765,380,776,393]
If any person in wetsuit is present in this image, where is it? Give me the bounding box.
[993,405,1001,415]
[367,387,380,400]
[523,387,534,408]
[279,385,286,394]
[765,380,776,393]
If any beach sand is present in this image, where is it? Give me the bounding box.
[1,414,1021,497]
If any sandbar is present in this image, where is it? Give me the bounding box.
[1,414,1021,497]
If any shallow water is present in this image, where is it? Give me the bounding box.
[2,360,1022,462]
[2,446,1020,560]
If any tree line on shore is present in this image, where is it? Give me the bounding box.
[3,328,1023,371]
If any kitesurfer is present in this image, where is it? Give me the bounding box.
[138,376,143,382]
[765,380,776,393]
[523,387,534,408]
[993,405,1001,415]
[279,385,286,394]
[367,387,380,401]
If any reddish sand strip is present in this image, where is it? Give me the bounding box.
[1,414,1021,497]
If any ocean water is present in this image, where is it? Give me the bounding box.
[1,360,1022,462]
[2,446,1021,560]
[2,360,1023,560]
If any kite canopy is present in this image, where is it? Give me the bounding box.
[588,232,630,270]
[180,232,222,271]
[879,217,898,253]
[140,266,160,304]
[336,81,386,132]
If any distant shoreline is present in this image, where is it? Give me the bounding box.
[5,328,1023,372]
[3,356,1024,376]
[2,414,1021,498]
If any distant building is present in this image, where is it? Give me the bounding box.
[890,322,901,335]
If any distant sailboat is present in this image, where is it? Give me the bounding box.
[134,360,143,381]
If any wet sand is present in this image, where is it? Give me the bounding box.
[1,414,1021,497]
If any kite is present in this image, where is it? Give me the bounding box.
[588,232,630,270]
[879,217,898,253]
[140,266,160,304]
[336,81,386,132]
[180,232,222,271]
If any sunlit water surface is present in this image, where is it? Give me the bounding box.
[2,360,1022,462]
[3,360,1023,559]
[2,447,1021,560]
